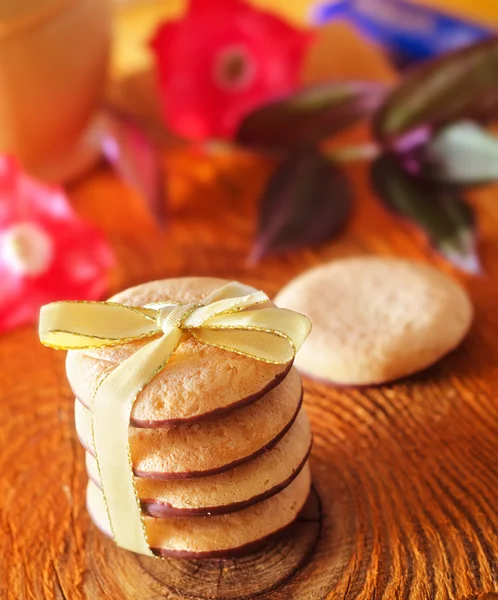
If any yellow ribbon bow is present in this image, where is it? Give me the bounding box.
[39,281,311,556]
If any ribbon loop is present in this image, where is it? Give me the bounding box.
[40,301,159,349]
[39,281,311,557]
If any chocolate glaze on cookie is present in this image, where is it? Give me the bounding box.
[85,409,312,516]
[87,464,311,557]
[76,368,303,478]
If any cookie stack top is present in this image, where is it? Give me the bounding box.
[67,277,293,426]
[65,277,312,557]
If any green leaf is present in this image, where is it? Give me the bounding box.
[375,37,498,145]
[251,146,353,262]
[237,81,387,152]
[371,155,480,274]
[420,121,498,184]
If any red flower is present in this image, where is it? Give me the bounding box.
[0,157,114,332]
[151,0,312,141]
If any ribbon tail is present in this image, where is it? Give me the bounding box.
[91,326,183,556]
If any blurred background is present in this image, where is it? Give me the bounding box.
[1,0,498,331]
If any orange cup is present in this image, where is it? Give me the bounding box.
[0,0,112,181]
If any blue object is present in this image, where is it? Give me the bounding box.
[311,0,494,68]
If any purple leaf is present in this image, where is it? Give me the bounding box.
[371,154,481,274]
[250,146,353,262]
[101,108,167,225]
[236,81,388,152]
[417,121,498,184]
[375,37,498,146]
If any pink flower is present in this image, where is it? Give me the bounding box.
[0,157,114,332]
[150,0,312,141]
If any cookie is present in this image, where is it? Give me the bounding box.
[85,408,312,516]
[275,258,473,385]
[87,463,311,558]
[66,277,291,427]
[76,367,302,478]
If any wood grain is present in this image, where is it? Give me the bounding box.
[1,23,498,600]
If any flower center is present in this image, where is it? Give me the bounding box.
[2,222,54,276]
[214,45,255,91]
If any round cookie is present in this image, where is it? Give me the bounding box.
[76,368,303,478]
[87,463,311,558]
[66,277,292,427]
[85,408,312,516]
[275,258,473,385]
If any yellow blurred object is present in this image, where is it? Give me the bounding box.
[415,0,498,23]
[113,0,175,78]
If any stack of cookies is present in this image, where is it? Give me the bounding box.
[67,277,312,558]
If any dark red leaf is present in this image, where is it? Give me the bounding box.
[374,37,498,146]
[371,154,480,273]
[250,146,353,262]
[101,108,167,225]
[237,81,387,152]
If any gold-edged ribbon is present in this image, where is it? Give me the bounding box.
[39,281,311,556]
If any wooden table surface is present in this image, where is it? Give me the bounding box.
[1,17,498,600]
